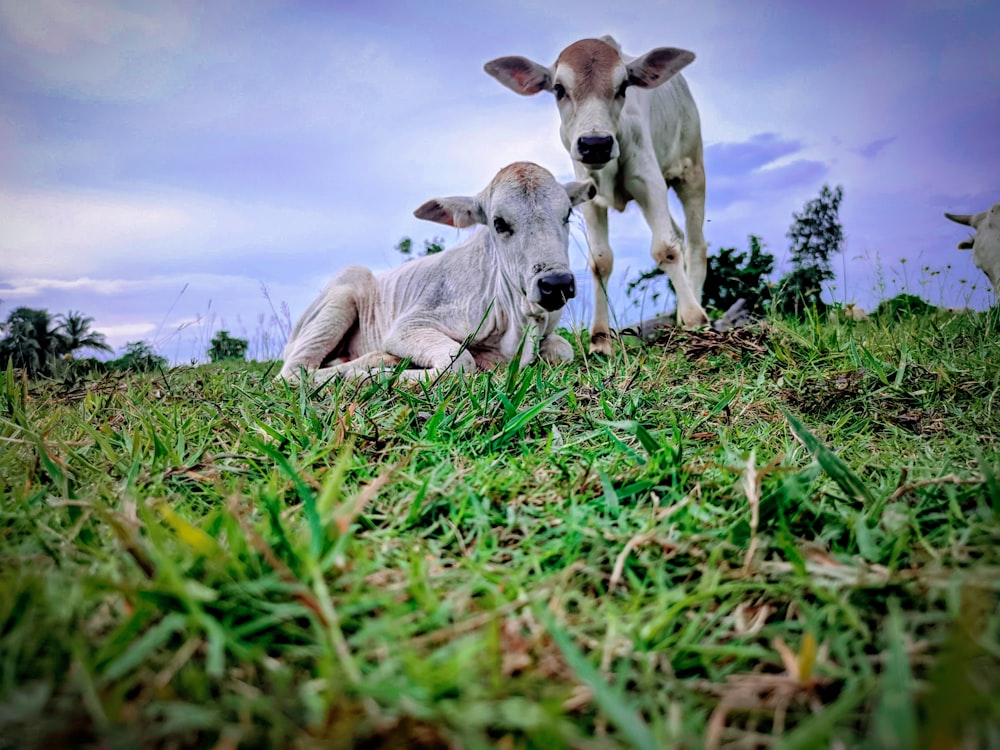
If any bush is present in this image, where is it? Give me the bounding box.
[872,293,936,321]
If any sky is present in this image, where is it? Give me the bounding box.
[1,0,998,363]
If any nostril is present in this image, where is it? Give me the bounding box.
[578,135,614,152]
[537,272,576,310]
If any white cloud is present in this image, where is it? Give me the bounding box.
[0,187,380,278]
[0,276,143,297]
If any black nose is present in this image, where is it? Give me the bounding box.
[577,135,614,164]
[537,272,576,311]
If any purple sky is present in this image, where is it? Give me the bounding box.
[1,0,997,362]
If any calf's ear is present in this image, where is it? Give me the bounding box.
[957,238,975,250]
[484,56,552,96]
[627,47,695,88]
[563,179,597,207]
[946,210,988,231]
[414,196,484,228]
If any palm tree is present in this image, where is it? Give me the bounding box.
[0,307,64,377]
[57,310,112,356]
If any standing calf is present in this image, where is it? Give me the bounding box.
[945,203,1000,300]
[279,162,595,383]
[485,35,709,354]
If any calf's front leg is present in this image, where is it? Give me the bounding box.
[379,324,477,381]
[580,201,615,356]
[538,312,574,364]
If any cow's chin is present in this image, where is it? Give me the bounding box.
[576,155,612,169]
[538,297,567,313]
[525,297,562,317]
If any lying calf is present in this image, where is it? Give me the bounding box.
[279,162,595,382]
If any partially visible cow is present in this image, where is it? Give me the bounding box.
[278,162,596,383]
[945,203,1000,299]
[485,35,709,355]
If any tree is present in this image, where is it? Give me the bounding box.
[774,184,845,317]
[56,310,112,357]
[0,307,64,377]
[395,236,445,260]
[0,318,43,376]
[625,235,775,316]
[111,341,167,373]
[208,330,249,362]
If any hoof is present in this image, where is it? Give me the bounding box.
[588,331,614,357]
[678,306,710,328]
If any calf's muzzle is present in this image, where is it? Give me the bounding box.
[537,272,576,311]
[577,135,614,165]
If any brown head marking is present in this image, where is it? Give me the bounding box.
[555,38,622,99]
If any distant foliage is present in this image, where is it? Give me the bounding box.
[626,235,775,316]
[872,293,936,321]
[0,306,111,378]
[208,330,249,363]
[774,184,845,318]
[0,307,61,378]
[395,236,445,260]
[111,341,167,373]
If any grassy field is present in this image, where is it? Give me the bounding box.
[1,309,998,748]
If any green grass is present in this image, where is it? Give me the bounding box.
[1,310,999,748]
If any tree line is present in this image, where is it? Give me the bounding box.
[0,307,249,379]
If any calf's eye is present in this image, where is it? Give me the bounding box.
[553,83,567,101]
[493,217,512,235]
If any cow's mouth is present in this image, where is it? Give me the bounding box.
[578,153,611,167]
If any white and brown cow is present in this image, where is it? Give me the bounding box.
[945,203,1000,300]
[485,35,709,354]
[278,162,596,383]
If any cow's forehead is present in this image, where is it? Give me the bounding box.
[495,162,546,191]
[488,162,566,211]
[555,38,624,94]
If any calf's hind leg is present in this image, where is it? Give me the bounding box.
[278,266,374,382]
[673,161,708,303]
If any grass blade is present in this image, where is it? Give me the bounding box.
[870,599,917,748]
[782,408,876,506]
[537,605,659,750]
